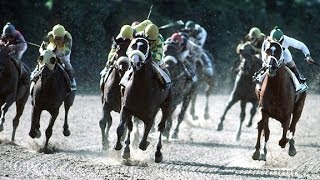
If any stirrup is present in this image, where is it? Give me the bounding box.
[70,79,77,91]
[296,83,308,93]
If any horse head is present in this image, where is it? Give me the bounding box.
[38,49,58,84]
[263,41,284,77]
[126,37,151,71]
[238,42,262,75]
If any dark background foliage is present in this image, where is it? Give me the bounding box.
[1,0,320,94]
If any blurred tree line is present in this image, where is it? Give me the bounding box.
[1,0,320,93]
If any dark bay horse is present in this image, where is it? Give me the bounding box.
[99,38,130,149]
[189,49,216,120]
[0,46,30,141]
[217,42,262,140]
[114,37,174,163]
[252,41,306,161]
[162,41,197,139]
[29,50,76,153]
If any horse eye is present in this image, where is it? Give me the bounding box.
[132,43,137,49]
[50,57,56,64]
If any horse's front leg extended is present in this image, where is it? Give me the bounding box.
[100,103,112,149]
[204,82,214,120]
[115,106,131,151]
[247,101,258,127]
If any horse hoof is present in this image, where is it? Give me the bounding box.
[247,122,253,127]
[171,132,178,139]
[139,141,150,151]
[29,130,36,138]
[252,150,260,160]
[289,139,297,156]
[63,129,71,137]
[236,135,241,141]
[36,130,41,138]
[217,123,223,131]
[114,142,122,151]
[122,147,130,159]
[155,151,163,163]
[279,138,288,148]
[259,154,267,161]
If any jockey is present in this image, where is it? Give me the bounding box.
[100,24,133,84]
[132,20,171,88]
[35,24,76,90]
[237,27,266,58]
[261,26,315,92]
[0,22,27,61]
[164,32,201,82]
[181,20,213,77]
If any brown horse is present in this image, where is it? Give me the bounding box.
[252,41,306,161]
[162,40,197,139]
[99,38,130,150]
[0,46,30,141]
[29,51,76,153]
[217,42,262,140]
[114,37,174,163]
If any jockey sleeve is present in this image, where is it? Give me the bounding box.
[195,25,207,47]
[7,31,27,52]
[281,35,310,57]
[150,34,164,61]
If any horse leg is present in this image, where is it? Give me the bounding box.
[288,94,306,156]
[163,115,172,140]
[43,109,59,153]
[247,101,258,127]
[99,103,112,150]
[259,118,270,161]
[114,107,131,151]
[0,94,15,132]
[63,91,75,137]
[11,95,28,141]
[172,93,192,139]
[217,96,238,131]
[139,121,152,151]
[189,93,198,120]
[252,118,264,160]
[204,81,214,120]
[236,100,246,141]
[29,107,42,138]
[122,117,133,159]
[279,116,290,148]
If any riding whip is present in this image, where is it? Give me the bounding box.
[27,41,41,48]
[159,20,184,30]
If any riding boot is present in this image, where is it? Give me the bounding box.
[162,67,171,89]
[201,52,214,77]
[289,66,308,92]
[66,68,77,91]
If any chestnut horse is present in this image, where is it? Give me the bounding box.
[99,38,130,149]
[0,46,30,141]
[252,41,306,161]
[29,51,76,153]
[217,42,262,140]
[114,37,174,163]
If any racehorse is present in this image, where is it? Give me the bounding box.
[217,42,262,140]
[189,49,216,120]
[99,38,130,149]
[162,40,197,139]
[29,50,76,153]
[114,37,174,163]
[0,46,30,141]
[252,41,307,161]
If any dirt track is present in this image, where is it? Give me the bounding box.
[0,94,319,179]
